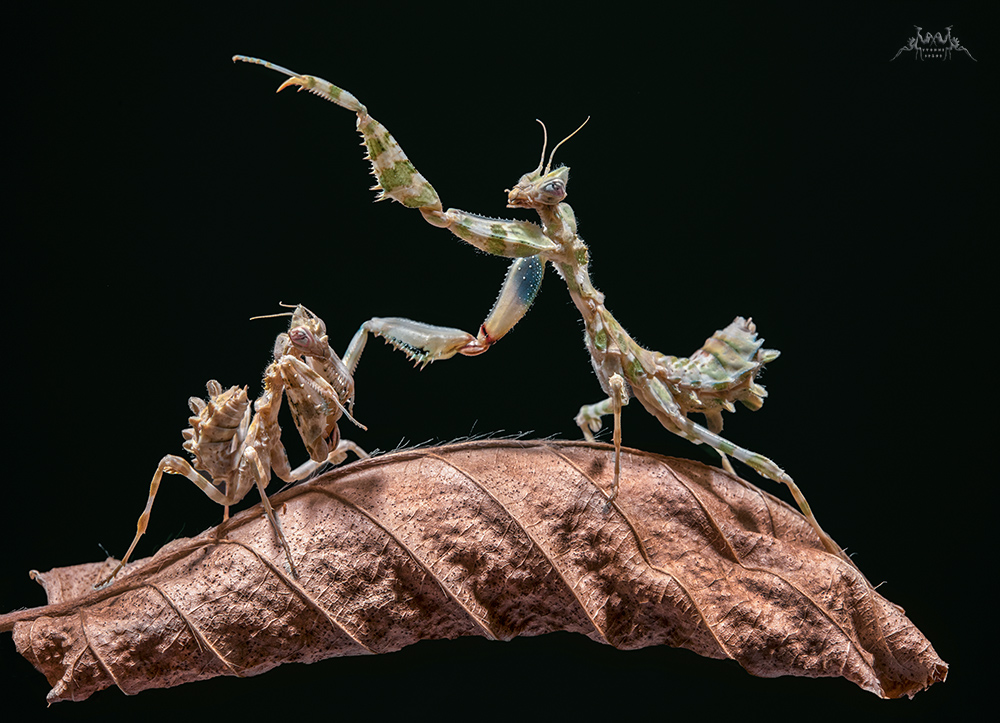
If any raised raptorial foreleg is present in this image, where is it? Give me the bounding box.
[234,56,562,262]
[234,55,441,212]
[421,209,557,258]
[344,256,546,370]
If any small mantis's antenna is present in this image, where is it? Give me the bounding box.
[545,117,590,174]
[250,301,314,322]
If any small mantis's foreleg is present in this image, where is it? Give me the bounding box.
[278,356,365,454]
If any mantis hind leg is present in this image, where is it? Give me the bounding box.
[638,376,857,570]
[94,455,230,589]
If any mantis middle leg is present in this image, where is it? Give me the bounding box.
[576,373,630,504]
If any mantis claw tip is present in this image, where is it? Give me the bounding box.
[276,77,304,94]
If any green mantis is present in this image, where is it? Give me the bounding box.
[234,56,850,566]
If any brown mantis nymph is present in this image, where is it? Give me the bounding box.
[234,56,851,566]
[96,304,367,588]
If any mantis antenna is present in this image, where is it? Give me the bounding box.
[250,302,320,322]
[546,117,590,173]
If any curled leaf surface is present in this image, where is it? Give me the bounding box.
[1,441,946,702]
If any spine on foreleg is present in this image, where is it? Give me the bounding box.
[356,116,442,210]
[232,55,442,211]
[364,318,476,369]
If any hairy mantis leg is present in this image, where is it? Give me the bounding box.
[232,56,555,259]
[633,374,844,563]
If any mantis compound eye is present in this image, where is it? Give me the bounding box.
[288,327,315,350]
[539,179,566,204]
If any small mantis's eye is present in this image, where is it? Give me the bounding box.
[289,327,314,349]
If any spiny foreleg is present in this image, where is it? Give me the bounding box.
[233,55,442,212]
[234,56,561,263]
[345,256,545,370]
[276,355,367,471]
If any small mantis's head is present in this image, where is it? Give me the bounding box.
[252,303,329,359]
[285,304,326,337]
[507,118,589,209]
[285,304,329,358]
[286,323,327,358]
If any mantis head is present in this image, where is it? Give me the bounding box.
[507,118,588,209]
[252,303,329,359]
[284,304,330,359]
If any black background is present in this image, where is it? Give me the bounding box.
[4,1,990,718]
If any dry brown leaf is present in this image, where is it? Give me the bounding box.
[0,440,946,702]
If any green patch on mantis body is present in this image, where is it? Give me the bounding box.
[366,132,389,161]
[378,160,417,194]
[628,356,645,380]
